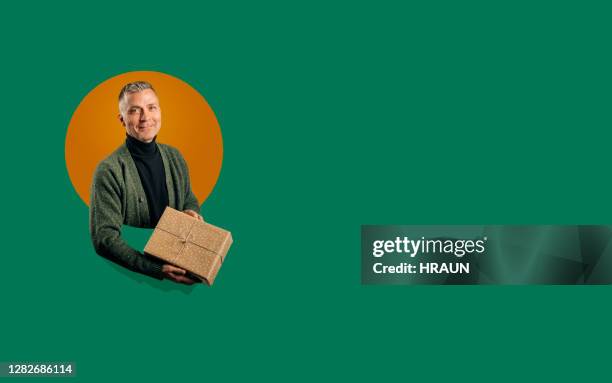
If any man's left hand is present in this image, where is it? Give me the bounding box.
[183,209,204,222]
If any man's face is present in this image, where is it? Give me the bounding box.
[119,89,161,143]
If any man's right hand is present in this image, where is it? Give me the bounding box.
[162,264,196,285]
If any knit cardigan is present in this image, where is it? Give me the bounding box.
[89,143,200,280]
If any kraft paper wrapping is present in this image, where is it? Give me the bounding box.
[144,207,232,285]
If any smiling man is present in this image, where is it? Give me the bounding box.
[90,81,202,285]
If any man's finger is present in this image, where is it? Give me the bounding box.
[170,274,192,284]
[176,276,195,285]
[165,264,185,274]
[183,210,204,222]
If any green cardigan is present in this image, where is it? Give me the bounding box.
[89,142,200,280]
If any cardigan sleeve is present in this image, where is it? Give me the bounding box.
[177,150,200,212]
[89,162,165,280]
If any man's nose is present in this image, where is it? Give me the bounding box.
[140,109,151,121]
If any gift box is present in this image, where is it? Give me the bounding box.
[144,207,233,285]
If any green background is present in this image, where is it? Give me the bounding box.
[1,1,610,381]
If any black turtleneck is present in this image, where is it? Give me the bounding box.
[126,134,169,226]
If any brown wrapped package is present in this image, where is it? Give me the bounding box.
[144,207,233,285]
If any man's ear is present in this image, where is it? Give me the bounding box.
[118,113,125,127]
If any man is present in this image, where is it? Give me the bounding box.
[90,81,202,285]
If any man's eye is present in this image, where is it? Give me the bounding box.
[149,106,157,111]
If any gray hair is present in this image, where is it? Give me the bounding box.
[118,81,157,114]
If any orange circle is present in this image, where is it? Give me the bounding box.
[65,71,223,207]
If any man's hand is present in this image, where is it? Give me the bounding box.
[183,209,204,222]
[162,264,196,285]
